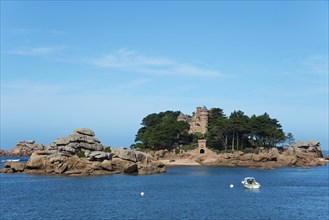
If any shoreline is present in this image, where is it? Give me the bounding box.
[160,158,329,168]
[1,133,328,176]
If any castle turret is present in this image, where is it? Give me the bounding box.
[177,106,209,135]
[196,107,201,116]
[177,112,186,122]
[200,106,209,134]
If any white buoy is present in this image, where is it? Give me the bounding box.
[141,192,145,197]
[230,184,234,188]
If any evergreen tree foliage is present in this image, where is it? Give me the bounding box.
[134,111,190,150]
[133,107,291,151]
[285,132,295,146]
[206,108,229,150]
[207,110,287,150]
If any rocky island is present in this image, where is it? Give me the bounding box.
[0,128,165,176]
[1,105,329,176]
[131,106,329,169]
[1,128,328,177]
[158,140,328,168]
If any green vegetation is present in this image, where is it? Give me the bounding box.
[134,111,191,151]
[285,132,295,146]
[207,108,286,151]
[133,107,293,152]
[103,147,112,153]
[180,143,198,152]
[77,151,85,158]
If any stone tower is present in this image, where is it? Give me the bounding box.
[199,106,209,134]
[177,106,209,154]
[198,139,207,154]
[188,106,209,135]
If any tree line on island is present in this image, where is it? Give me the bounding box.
[131,108,295,152]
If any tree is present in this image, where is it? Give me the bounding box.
[206,108,230,150]
[134,107,290,151]
[228,110,250,150]
[249,113,285,147]
[285,132,295,146]
[134,111,190,150]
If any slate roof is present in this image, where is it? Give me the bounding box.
[201,106,208,112]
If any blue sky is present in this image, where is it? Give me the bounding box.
[1,1,328,150]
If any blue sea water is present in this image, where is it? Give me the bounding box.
[0,157,328,220]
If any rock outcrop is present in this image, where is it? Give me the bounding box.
[0,149,5,156]
[325,154,329,161]
[160,140,327,168]
[0,128,165,176]
[2,161,26,173]
[1,141,44,156]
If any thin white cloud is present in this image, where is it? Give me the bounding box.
[90,48,223,77]
[300,54,328,75]
[6,45,66,56]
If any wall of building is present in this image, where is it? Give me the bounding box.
[188,106,209,135]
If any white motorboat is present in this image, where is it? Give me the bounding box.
[241,177,261,189]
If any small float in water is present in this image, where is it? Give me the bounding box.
[241,177,261,189]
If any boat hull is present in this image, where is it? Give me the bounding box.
[243,183,261,189]
[241,178,261,189]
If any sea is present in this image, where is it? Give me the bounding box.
[0,155,328,220]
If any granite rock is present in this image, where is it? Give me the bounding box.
[2,141,44,156]
[112,149,137,162]
[1,129,166,176]
[74,128,95,137]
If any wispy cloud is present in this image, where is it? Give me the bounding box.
[6,45,66,56]
[90,48,223,77]
[300,54,328,75]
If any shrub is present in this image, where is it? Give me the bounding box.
[181,143,198,152]
[130,143,144,150]
[104,147,112,153]
[77,151,85,158]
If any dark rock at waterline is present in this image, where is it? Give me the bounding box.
[4,161,26,172]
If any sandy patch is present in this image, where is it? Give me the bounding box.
[161,159,201,166]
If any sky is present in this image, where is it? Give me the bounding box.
[1,1,328,150]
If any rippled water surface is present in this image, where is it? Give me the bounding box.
[1,159,328,219]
